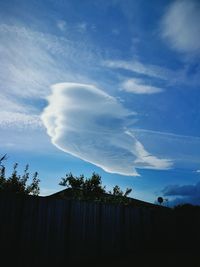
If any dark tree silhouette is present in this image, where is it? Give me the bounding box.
[59,172,132,203]
[109,185,132,197]
[59,172,106,199]
[0,154,8,166]
[0,155,40,196]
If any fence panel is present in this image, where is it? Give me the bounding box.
[0,193,176,265]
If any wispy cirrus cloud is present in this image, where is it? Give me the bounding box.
[104,59,173,81]
[104,57,200,91]
[122,78,163,94]
[0,23,100,129]
[0,93,26,113]
[0,112,42,129]
[41,83,172,176]
[133,129,200,171]
[57,20,88,33]
[0,90,42,130]
[0,24,98,99]
[161,0,200,56]
[104,59,175,95]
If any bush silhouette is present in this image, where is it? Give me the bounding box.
[59,172,132,204]
[0,154,40,195]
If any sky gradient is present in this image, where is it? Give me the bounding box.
[1,0,200,205]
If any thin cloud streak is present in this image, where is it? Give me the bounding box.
[0,112,42,129]
[0,24,99,99]
[122,78,163,94]
[133,129,200,171]
[104,58,200,89]
[104,59,173,80]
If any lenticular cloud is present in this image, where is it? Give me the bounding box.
[41,83,172,176]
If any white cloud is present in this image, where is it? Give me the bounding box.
[0,111,42,129]
[122,78,163,94]
[41,83,172,176]
[0,24,99,99]
[134,141,171,169]
[0,24,60,98]
[161,0,200,55]
[0,93,26,113]
[0,23,100,129]
[104,58,200,89]
[104,59,173,80]
[133,129,200,171]
[196,170,200,173]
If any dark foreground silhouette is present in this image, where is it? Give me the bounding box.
[0,193,200,267]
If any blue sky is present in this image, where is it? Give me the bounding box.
[1,0,200,205]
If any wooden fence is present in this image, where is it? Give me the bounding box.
[0,193,180,265]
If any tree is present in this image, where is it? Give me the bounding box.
[110,185,123,197]
[59,172,132,204]
[59,172,106,200]
[109,186,132,197]
[124,188,132,197]
[0,155,40,196]
[0,154,8,165]
[108,185,132,204]
[82,173,106,197]
[59,172,84,190]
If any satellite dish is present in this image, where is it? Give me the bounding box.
[157,197,164,205]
